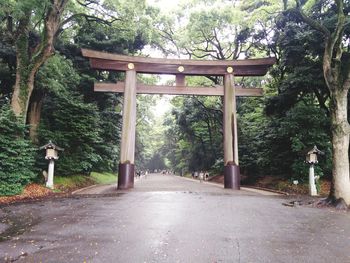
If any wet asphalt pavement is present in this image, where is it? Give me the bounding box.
[0,174,350,263]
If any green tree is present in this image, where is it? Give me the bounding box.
[155,0,262,59]
[0,0,120,124]
[279,0,350,206]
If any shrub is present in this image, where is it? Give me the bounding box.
[0,105,36,195]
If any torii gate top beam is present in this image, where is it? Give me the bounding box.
[81,49,276,77]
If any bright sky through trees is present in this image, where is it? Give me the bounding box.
[143,0,179,117]
[151,96,172,118]
[146,0,182,11]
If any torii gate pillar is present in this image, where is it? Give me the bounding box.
[223,73,240,189]
[118,68,137,189]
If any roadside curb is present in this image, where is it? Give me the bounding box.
[244,186,289,195]
[178,175,285,195]
[71,184,99,195]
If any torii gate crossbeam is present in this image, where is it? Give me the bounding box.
[81,48,275,190]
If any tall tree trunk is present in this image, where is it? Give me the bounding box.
[329,89,350,205]
[322,0,350,206]
[11,41,43,123]
[11,66,36,122]
[11,14,32,121]
[28,90,44,143]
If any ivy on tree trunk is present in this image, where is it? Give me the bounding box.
[10,0,69,123]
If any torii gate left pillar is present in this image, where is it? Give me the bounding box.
[118,68,137,189]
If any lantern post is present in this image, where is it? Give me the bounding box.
[306,145,324,196]
[40,141,64,189]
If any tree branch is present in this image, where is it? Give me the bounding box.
[193,96,223,116]
[76,0,99,7]
[59,13,120,33]
[292,2,330,38]
[313,87,330,115]
[212,28,225,59]
[30,0,69,73]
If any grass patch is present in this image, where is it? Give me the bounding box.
[54,175,91,189]
[54,175,94,192]
[90,172,117,184]
[54,172,117,192]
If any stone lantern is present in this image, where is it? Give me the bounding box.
[306,145,324,196]
[40,140,64,189]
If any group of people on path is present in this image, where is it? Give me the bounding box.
[191,171,209,182]
[136,170,149,178]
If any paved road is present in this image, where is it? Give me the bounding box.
[0,174,349,263]
[72,173,281,195]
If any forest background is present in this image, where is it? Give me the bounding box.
[0,0,349,202]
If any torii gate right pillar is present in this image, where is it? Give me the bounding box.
[223,73,240,189]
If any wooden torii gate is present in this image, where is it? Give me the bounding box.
[82,49,275,190]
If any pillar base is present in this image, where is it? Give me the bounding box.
[118,163,135,190]
[224,164,240,190]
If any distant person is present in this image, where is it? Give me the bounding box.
[205,171,209,181]
[199,171,204,183]
[191,172,195,178]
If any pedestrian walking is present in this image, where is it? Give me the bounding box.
[205,171,209,181]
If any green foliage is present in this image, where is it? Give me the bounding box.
[162,95,223,174]
[239,97,331,182]
[39,97,102,175]
[36,55,103,176]
[0,105,36,195]
[281,102,331,180]
[135,94,158,169]
[266,8,328,115]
